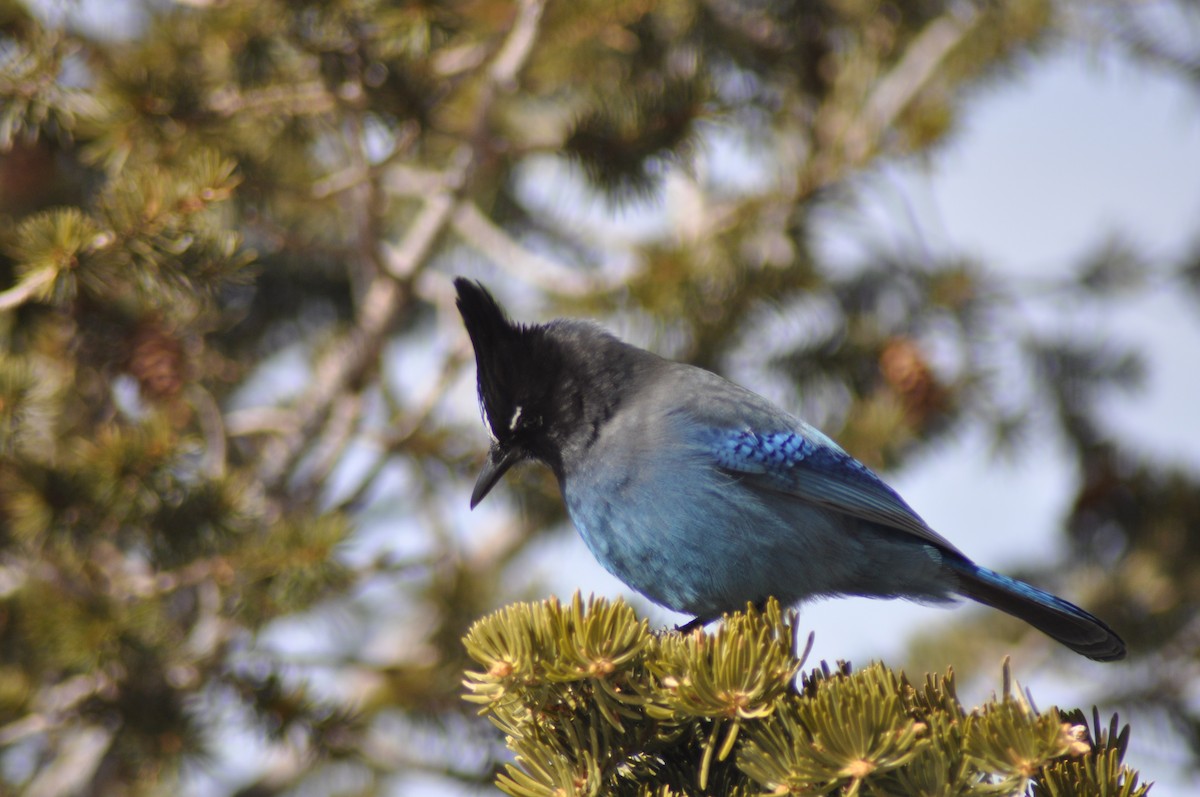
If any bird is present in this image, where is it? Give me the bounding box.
[454,278,1126,662]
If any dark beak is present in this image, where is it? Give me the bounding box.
[470,444,523,508]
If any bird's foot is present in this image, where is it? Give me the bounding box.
[675,616,713,634]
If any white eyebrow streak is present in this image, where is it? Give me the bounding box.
[508,405,523,431]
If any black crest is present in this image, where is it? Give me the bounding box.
[454,278,559,446]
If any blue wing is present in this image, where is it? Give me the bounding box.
[700,424,964,556]
[655,363,963,555]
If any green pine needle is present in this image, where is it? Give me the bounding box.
[462,596,1148,797]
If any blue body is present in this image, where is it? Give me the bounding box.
[559,357,953,618]
[455,280,1126,660]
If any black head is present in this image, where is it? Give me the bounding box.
[455,278,576,507]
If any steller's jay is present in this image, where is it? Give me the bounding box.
[454,278,1126,661]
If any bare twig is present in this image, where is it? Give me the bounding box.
[813,6,980,187]
[0,268,56,311]
[853,7,979,158]
[256,278,401,488]
[190,385,227,479]
[0,672,114,747]
[489,0,545,89]
[328,347,469,514]
[312,123,418,200]
[380,162,461,198]
[207,81,336,118]
[452,201,601,296]
[225,406,299,438]
[379,161,467,281]
[303,388,367,494]
[26,726,114,797]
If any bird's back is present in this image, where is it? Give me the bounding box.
[559,361,957,618]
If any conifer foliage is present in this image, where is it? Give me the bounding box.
[465,596,1149,797]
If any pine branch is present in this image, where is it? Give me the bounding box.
[452,200,610,296]
[812,6,982,187]
[855,8,980,158]
[464,595,1152,797]
[255,0,548,492]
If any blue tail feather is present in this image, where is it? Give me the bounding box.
[946,559,1126,662]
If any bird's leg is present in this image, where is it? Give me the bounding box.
[676,602,771,633]
[676,616,714,633]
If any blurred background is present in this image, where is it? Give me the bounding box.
[0,0,1197,794]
